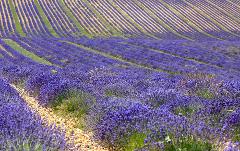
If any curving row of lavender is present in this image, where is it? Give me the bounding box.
[1,0,240,39]
[0,78,67,150]
[2,36,240,78]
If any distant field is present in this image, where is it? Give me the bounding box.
[1,0,240,39]
[0,1,240,151]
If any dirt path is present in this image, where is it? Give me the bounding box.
[12,85,107,151]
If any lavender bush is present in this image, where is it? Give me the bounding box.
[0,78,67,150]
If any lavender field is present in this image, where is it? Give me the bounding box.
[0,0,240,151]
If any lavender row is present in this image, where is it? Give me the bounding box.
[0,77,67,150]
[13,0,52,37]
[0,0,16,37]
[126,38,240,72]
[7,36,240,80]
[12,37,125,69]
[38,0,80,37]
[71,37,240,79]
[2,36,240,80]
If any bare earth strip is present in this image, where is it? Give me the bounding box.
[12,85,107,151]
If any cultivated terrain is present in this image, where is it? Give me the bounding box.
[0,0,240,151]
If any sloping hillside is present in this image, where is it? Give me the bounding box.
[1,0,240,40]
[0,1,240,151]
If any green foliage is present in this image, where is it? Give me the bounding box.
[196,89,215,99]
[33,0,59,37]
[233,126,240,142]
[0,54,3,58]
[52,90,92,117]
[174,106,195,117]
[3,39,53,66]
[125,132,146,151]
[115,132,146,151]
[8,0,26,37]
[51,90,94,128]
[164,136,213,151]
[105,89,126,98]
[6,139,43,151]
[15,79,26,89]
[51,69,58,74]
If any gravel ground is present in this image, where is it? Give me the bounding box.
[12,85,107,151]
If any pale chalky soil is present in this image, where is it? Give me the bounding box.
[12,85,107,151]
